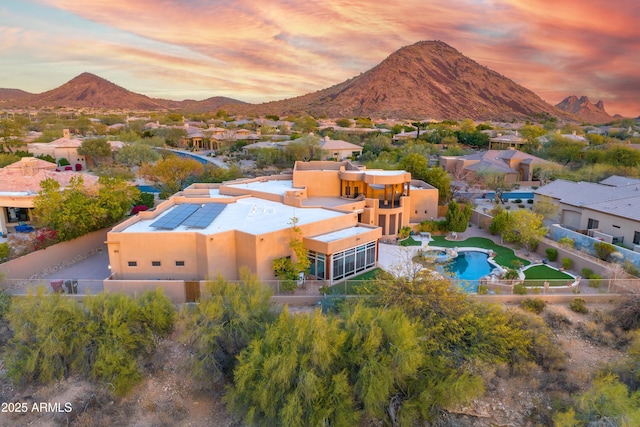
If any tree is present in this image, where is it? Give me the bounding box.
[479,171,514,204]
[0,117,26,153]
[502,209,547,253]
[543,135,584,165]
[423,166,452,204]
[115,142,160,166]
[284,133,323,162]
[533,195,560,221]
[78,138,111,167]
[335,118,352,128]
[225,308,358,426]
[519,124,546,150]
[399,153,428,180]
[181,269,276,388]
[445,200,472,233]
[139,155,203,198]
[292,115,318,133]
[0,153,20,168]
[33,176,138,240]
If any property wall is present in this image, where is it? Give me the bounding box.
[0,228,109,281]
[103,279,186,303]
[549,225,640,275]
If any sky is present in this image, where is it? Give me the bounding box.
[1,0,639,117]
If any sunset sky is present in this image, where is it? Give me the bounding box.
[1,0,639,117]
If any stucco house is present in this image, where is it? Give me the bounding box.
[319,136,363,160]
[28,129,86,170]
[534,175,640,248]
[440,150,552,184]
[105,160,438,291]
[0,157,99,236]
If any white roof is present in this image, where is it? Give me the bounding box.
[121,197,346,236]
[225,179,295,196]
[309,226,374,242]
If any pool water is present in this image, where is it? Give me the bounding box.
[440,251,493,292]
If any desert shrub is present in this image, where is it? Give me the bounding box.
[593,241,616,261]
[569,298,588,314]
[588,274,602,288]
[623,260,639,277]
[521,298,546,314]
[4,288,175,395]
[505,269,520,280]
[58,157,70,166]
[0,288,11,320]
[513,284,528,295]
[561,257,573,270]
[135,192,155,209]
[611,293,640,331]
[581,268,594,278]
[513,199,522,204]
[477,284,488,295]
[181,270,276,389]
[558,237,575,248]
[544,309,572,330]
[545,248,558,262]
[0,242,9,261]
[576,321,619,347]
[527,199,534,204]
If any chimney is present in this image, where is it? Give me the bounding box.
[63,129,70,139]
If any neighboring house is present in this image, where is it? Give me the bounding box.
[488,131,527,150]
[106,160,438,288]
[319,136,362,160]
[440,150,552,184]
[27,129,86,170]
[534,175,640,247]
[0,157,99,236]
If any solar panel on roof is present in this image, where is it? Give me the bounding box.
[182,203,226,228]
[150,204,200,229]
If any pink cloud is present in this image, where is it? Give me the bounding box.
[19,0,640,116]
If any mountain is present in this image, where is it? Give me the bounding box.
[2,72,249,112]
[20,72,170,110]
[1,42,579,120]
[555,95,613,123]
[231,40,570,121]
[0,88,34,104]
[165,96,251,113]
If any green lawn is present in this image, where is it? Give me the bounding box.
[523,265,574,286]
[430,236,529,268]
[399,236,422,246]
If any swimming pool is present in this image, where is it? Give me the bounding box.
[439,250,496,292]
[483,191,534,200]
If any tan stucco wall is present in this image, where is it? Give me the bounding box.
[1,228,109,282]
[409,188,439,223]
[103,279,186,303]
[579,209,640,245]
[293,169,342,197]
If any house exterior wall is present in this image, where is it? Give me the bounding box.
[409,188,439,223]
[293,169,342,197]
[578,209,640,246]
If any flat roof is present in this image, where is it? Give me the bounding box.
[308,226,375,243]
[120,197,347,236]
[365,170,406,176]
[224,179,294,196]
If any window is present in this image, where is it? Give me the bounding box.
[613,225,620,229]
[128,261,137,267]
[587,218,599,229]
[175,261,185,266]
[331,241,377,281]
[152,261,161,267]
[634,231,640,245]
